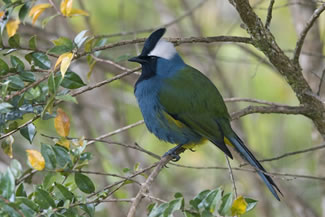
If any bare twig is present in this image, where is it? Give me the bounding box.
[48,0,63,16]
[231,105,310,120]
[265,0,275,28]
[87,120,144,145]
[127,154,178,217]
[240,142,325,166]
[224,97,291,107]
[78,36,253,58]
[293,3,325,64]
[71,67,141,97]
[225,156,238,198]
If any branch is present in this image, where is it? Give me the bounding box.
[265,0,275,28]
[231,105,309,120]
[71,67,141,97]
[240,142,325,166]
[127,154,178,217]
[78,36,253,58]
[293,3,325,64]
[225,156,238,198]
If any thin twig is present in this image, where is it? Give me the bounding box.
[48,0,63,16]
[87,120,144,145]
[240,142,325,166]
[293,3,325,64]
[78,36,253,58]
[0,195,26,217]
[71,67,141,97]
[225,156,238,198]
[127,154,178,217]
[224,97,290,107]
[265,0,275,28]
[231,105,310,120]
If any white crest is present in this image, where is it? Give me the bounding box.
[148,39,177,60]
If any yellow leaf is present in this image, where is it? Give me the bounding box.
[54,108,70,137]
[54,52,73,78]
[60,0,73,16]
[69,8,89,16]
[6,20,20,37]
[29,3,52,25]
[1,135,14,158]
[57,138,70,149]
[26,150,45,171]
[0,11,4,18]
[231,196,247,216]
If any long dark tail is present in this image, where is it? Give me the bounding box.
[227,134,282,200]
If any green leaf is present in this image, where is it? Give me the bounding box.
[25,87,41,100]
[198,188,222,213]
[60,71,85,89]
[189,189,210,210]
[48,45,73,55]
[28,35,37,50]
[0,168,15,199]
[34,188,56,209]
[41,14,58,28]
[10,159,22,179]
[56,94,78,104]
[74,30,88,48]
[0,58,9,74]
[20,123,36,144]
[8,34,20,48]
[43,172,61,190]
[74,173,95,194]
[218,193,233,216]
[0,102,13,113]
[10,55,24,71]
[55,183,75,201]
[53,145,72,168]
[19,2,31,23]
[16,196,39,216]
[19,71,36,82]
[8,75,24,90]
[164,198,183,217]
[183,210,200,217]
[148,203,168,217]
[52,37,74,50]
[30,52,51,69]
[0,201,21,217]
[80,204,95,217]
[245,198,257,212]
[41,143,56,170]
[16,183,27,197]
[48,72,56,95]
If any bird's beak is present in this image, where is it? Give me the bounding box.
[128,56,147,64]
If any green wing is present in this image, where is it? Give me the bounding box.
[158,65,233,157]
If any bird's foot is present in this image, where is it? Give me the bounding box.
[162,144,184,162]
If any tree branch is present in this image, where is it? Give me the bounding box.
[293,3,325,64]
[265,0,275,28]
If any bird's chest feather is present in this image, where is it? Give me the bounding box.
[135,77,202,145]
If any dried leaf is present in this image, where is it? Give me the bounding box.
[231,196,247,216]
[54,52,73,78]
[60,0,88,17]
[6,19,20,37]
[26,149,45,171]
[54,108,70,137]
[28,3,52,25]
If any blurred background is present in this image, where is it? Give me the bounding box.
[1,0,325,216]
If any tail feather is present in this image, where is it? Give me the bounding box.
[228,135,282,201]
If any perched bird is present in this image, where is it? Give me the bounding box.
[129,28,282,200]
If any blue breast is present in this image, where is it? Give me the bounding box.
[135,57,202,145]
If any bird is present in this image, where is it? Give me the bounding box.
[129,28,282,200]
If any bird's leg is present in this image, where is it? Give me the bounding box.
[163,144,184,162]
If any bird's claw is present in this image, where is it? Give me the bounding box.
[163,149,181,162]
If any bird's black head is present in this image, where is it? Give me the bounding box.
[128,28,177,64]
